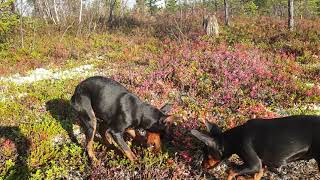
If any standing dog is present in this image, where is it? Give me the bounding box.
[191,115,320,180]
[71,76,172,163]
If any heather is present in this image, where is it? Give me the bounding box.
[0,9,320,180]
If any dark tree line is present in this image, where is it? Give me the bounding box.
[1,0,320,37]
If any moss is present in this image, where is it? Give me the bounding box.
[1,17,320,179]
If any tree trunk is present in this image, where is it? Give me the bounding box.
[288,0,294,31]
[44,0,56,24]
[79,0,83,24]
[224,0,229,26]
[214,0,218,12]
[303,0,308,17]
[108,0,116,27]
[20,0,24,48]
[120,0,128,17]
[53,0,60,24]
[32,0,40,17]
[37,1,48,24]
[203,14,219,36]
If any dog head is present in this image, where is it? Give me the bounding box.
[140,103,173,150]
[191,120,224,169]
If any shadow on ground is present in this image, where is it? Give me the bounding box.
[46,98,80,146]
[0,126,30,179]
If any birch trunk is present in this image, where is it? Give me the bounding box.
[79,0,83,24]
[288,0,294,31]
[44,0,56,24]
[224,0,229,26]
[20,0,24,48]
[53,0,60,24]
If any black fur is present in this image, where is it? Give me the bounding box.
[191,115,320,178]
[71,76,172,162]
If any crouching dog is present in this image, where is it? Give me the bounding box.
[71,76,172,164]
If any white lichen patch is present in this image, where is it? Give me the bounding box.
[52,134,66,145]
[310,104,320,113]
[0,64,96,85]
[0,64,98,102]
[275,103,320,116]
[73,124,86,144]
[72,124,82,136]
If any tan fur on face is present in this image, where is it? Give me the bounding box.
[203,154,220,169]
[146,131,161,151]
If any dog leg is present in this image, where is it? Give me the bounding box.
[105,131,117,145]
[228,163,262,180]
[126,128,136,138]
[84,110,98,164]
[227,168,263,180]
[80,108,98,164]
[75,95,99,165]
[98,124,117,146]
[111,132,137,162]
[228,144,262,180]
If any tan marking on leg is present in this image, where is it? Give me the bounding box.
[253,168,264,180]
[146,131,161,152]
[124,149,137,162]
[91,110,95,117]
[87,116,97,164]
[126,128,136,138]
[104,131,117,145]
[227,170,238,180]
[87,139,97,162]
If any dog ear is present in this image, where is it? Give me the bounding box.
[191,129,216,148]
[205,120,222,136]
[160,103,173,115]
[205,120,214,132]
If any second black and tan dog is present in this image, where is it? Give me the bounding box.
[191,115,320,180]
[71,76,172,163]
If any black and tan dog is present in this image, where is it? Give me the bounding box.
[71,76,172,163]
[191,115,320,180]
